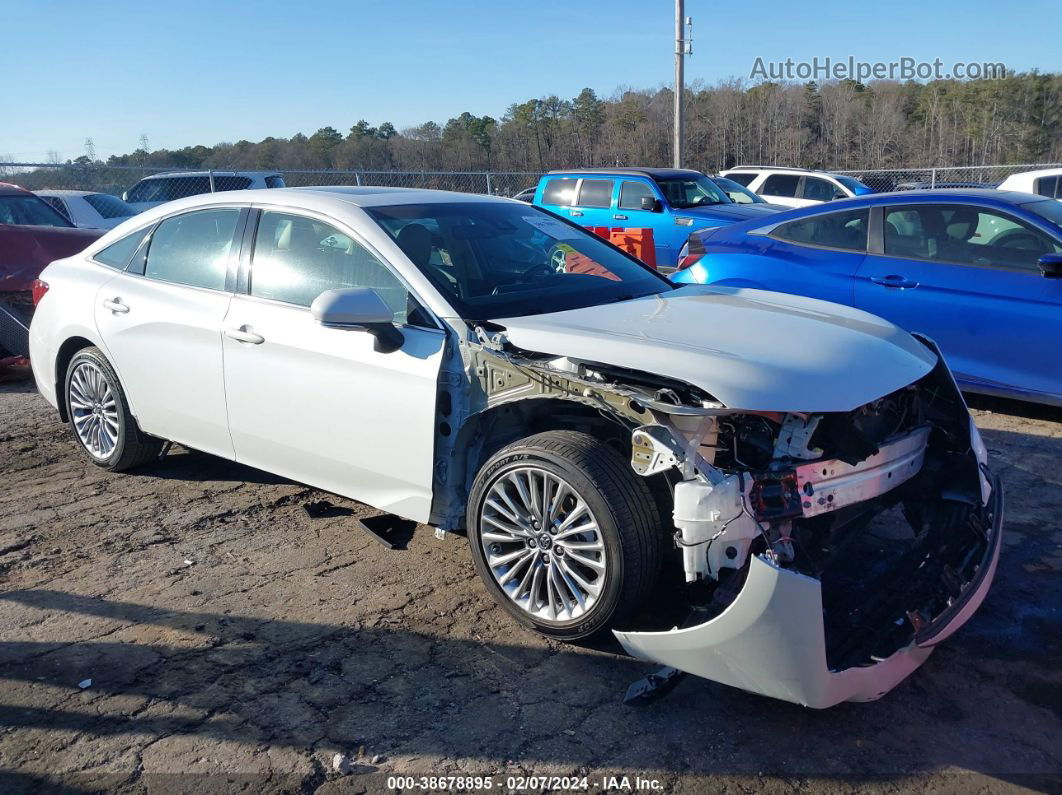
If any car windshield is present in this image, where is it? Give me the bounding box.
[655,176,731,208]
[0,195,74,227]
[835,176,872,194]
[366,202,672,320]
[83,193,137,219]
[712,177,764,203]
[1022,198,1062,229]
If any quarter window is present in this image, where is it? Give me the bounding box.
[143,208,239,290]
[94,227,151,270]
[576,179,614,208]
[250,211,413,322]
[619,181,657,210]
[1034,175,1060,199]
[883,205,1062,271]
[762,174,800,197]
[774,208,869,251]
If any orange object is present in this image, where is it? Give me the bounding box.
[609,228,657,268]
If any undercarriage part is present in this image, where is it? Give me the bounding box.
[622,666,688,706]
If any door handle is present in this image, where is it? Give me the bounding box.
[870,274,919,289]
[225,325,264,344]
[613,214,628,220]
[102,297,129,314]
[569,210,583,217]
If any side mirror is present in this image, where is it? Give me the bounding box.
[121,191,129,201]
[640,196,662,212]
[310,287,404,353]
[1038,253,1062,279]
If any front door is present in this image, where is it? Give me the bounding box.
[94,207,241,459]
[221,209,445,522]
[616,179,676,265]
[855,203,1062,400]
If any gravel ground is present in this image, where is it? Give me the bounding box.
[0,381,1060,794]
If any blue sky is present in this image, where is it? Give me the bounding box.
[3,0,1058,161]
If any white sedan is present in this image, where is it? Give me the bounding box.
[35,190,138,229]
[28,187,1002,707]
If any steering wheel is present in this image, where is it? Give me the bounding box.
[548,245,568,272]
[521,262,558,281]
[990,229,1043,250]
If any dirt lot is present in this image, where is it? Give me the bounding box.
[0,381,1060,794]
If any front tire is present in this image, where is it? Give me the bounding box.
[65,346,163,471]
[467,431,663,640]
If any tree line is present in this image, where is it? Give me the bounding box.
[15,73,1062,177]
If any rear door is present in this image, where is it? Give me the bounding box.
[221,208,445,522]
[855,203,1062,399]
[94,206,243,458]
[566,178,615,229]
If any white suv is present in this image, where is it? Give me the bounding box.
[997,167,1062,200]
[720,167,872,208]
[123,170,285,212]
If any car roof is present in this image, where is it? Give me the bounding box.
[137,170,281,180]
[545,167,704,180]
[35,190,100,197]
[0,181,34,196]
[1001,167,1062,181]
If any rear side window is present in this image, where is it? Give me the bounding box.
[39,196,70,220]
[212,176,252,192]
[143,208,239,290]
[126,176,211,203]
[94,227,151,269]
[773,208,869,251]
[576,179,614,208]
[724,172,756,186]
[762,174,800,197]
[541,178,578,206]
[618,181,657,210]
[264,175,286,189]
[1034,175,1060,199]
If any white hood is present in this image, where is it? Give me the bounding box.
[496,286,937,413]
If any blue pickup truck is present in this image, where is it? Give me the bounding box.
[531,168,781,268]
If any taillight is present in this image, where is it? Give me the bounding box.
[675,230,712,271]
[676,249,701,271]
[32,279,49,306]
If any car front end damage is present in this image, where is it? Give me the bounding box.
[613,341,1002,708]
[446,325,1001,708]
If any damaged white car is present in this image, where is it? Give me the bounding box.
[29,187,1002,708]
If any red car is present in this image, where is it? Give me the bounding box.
[0,182,103,356]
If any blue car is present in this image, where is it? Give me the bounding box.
[672,189,1062,406]
[532,168,780,269]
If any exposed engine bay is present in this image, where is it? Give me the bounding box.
[443,328,1001,706]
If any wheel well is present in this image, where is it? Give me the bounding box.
[54,336,95,422]
[433,397,639,530]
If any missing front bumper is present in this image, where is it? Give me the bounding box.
[614,473,1003,709]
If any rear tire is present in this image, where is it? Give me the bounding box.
[64,346,163,471]
[467,430,663,640]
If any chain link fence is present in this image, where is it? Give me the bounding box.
[0,163,542,206]
[3,161,1061,215]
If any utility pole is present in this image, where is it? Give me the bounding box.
[673,2,692,168]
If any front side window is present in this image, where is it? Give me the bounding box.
[762,174,800,197]
[619,181,658,210]
[655,176,729,209]
[802,177,839,202]
[366,202,671,320]
[143,208,239,290]
[83,193,136,219]
[0,195,73,227]
[774,208,869,251]
[126,176,212,204]
[576,179,614,208]
[94,227,151,269]
[541,178,577,206]
[250,211,413,321]
[884,204,1062,270]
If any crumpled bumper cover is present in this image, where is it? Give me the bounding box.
[614,473,1004,709]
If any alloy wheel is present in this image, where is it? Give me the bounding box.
[68,361,120,460]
